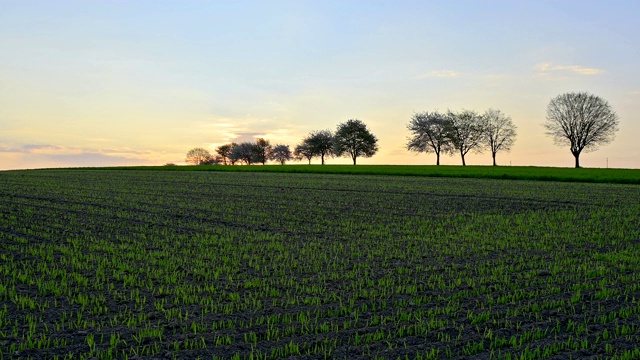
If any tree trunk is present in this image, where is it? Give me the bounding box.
[321,155,325,165]
[492,152,497,166]
[352,156,357,165]
[574,152,580,168]
[436,153,440,166]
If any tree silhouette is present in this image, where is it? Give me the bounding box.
[185,147,212,165]
[481,109,516,166]
[334,119,378,165]
[544,92,619,168]
[407,111,451,165]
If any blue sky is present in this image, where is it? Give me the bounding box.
[1,0,639,169]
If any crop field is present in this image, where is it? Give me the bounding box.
[1,169,640,359]
[96,165,640,185]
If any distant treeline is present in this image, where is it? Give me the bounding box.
[184,92,619,168]
[185,119,378,166]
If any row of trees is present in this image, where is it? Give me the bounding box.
[186,92,620,168]
[186,139,293,165]
[407,108,517,166]
[294,119,379,165]
[407,92,619,167]
[186,119,379,166]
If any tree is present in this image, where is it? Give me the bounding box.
[269,144,293,165]
[307,130,334,165]
[446,110,485,166]
[294,142,314,164]
[185,147,212,165]
[481,109,517,166]
[254,138,272,165]
[334,119,379,165]
[544,92,619,168]
[208,156,223,165]
[230,142,258,165]
[406,111,451,165]
[216,143,236,165]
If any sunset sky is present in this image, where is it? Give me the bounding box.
[1,0,639,170]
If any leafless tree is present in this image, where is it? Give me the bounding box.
[230,142,258,165]
[544,92,619,168]
[446,110,485,166]
[294,142,314,164]
[481,109,517,166]
[307,130,335,165]
[269,144,293,165]
[406,111,451,165]
[185,147,212,165]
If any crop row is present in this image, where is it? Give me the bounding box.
[0,170,639,359]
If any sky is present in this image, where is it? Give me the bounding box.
[1,0,639,169]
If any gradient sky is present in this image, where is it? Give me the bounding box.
[1,0,639,169]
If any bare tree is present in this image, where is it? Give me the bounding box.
[230,142,258,165]
[269,144,293,165]
[307,130,334,165]
[446,110,485,166]
[481,109,517,166]
[294,142,314,164]
[406,111,451,165]
[544,92,619,168]
[334,119,379,165]
[185,147,212,165]
[215,143,236,165]
[209,155,223,165]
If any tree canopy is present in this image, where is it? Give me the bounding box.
[446,110,485,166]
[406,111,451,165]
[293,142,314,164]
[334,119,379,165]
[544,92,619,168]
[185,147,213,165]
[481,109,517,166]
[269,144,293,165]
[306,130,334,165]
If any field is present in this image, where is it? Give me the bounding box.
[94,165,640,185]
[1,169,639,359]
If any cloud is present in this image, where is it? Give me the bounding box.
[6,144,151,158]
[22,144,63,150]
[230,132,265,144]
[0,146,21,153]
[416,70,460,79]
[43,153,146,167]
[535,63,604,76]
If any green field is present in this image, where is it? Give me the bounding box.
[83,164,640,185]
[1,169,640,359]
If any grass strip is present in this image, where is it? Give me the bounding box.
[42,164,640,184]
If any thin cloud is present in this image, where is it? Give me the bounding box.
[22,144,63,150]
[0,144,61,153]
[230,132,264,144]
[0,146,21,153]
[416,70,461,79]
[1,143,163,160]
[536,63,604,76]
[43,153,145,167]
